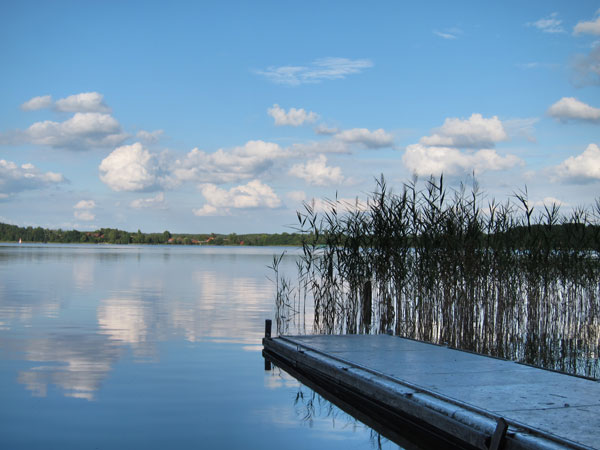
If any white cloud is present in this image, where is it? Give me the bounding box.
[99,142,168,192]
[268,104,318,126]
[420,114,508,148]
[574,12,600,35]
[286,191,306,203]
[192,204,219,216]
[0,159,65,195]
[21,112,129,150]
[73,200,96,221]
[334,128,394,149]
[314,124,339,135]
[256,57,373,86]
[173,140,287,185]
[527,12,565,33]
[548,97,600,122]
[193,180,281,216]
[288,155,344,186]
[130,192,166,209]
[533,197,566,207]
[74,210,95,221]
[402,144,522,176]
[419,113,507,148]
[571,44,600,86]
[74,200,96,209]
[554,143,600,182]
[433,28,462,40]
[55,92,111,113]
[289,140,351,155]
[21,95,53,111]
[136,129,164,144]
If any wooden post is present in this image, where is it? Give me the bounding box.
[489,417,508,450]
[361,280,372,332]
[264,319,272,370]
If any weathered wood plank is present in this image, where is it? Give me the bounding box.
[263,334,599,450]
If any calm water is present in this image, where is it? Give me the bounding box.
[0,244,399,449]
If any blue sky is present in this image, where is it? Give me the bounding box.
[1,1,599,233]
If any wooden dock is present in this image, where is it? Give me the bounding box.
[263,333,600,450]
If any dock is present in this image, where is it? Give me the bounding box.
[262,332,600,450]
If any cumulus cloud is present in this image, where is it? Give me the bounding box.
[130,192,166,209]
[193,180,281,216]
[574,12,600,35]
[136,129,164,144]
[334,128,394,149]
[288,154,344,186]
[54,92,111,113]
[20,92,111,113]
[73,199,96,221]
[172,140,287,185]
[0,159,65,195]
[547,97,600,122]
[21,95,53,111]
[99,142,169,192]
[74,200,96,210]
[74,210,95,221]
[402,144,522,176]
[13,112,129,150]
[419,114,507,148]
[527,12,565,33]
[268,104,318,126]
[256,57,373,86]
[571,44,600,86]
[554,143,600,182]
[314,124,339,135]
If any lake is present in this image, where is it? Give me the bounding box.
[0,244,400,449]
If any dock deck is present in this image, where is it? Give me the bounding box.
[263,334,599,450]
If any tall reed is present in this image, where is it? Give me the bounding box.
[275,175,600,378]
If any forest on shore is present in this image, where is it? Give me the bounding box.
[0,222,307,246]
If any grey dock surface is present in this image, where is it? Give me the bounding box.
[263,334,600,450]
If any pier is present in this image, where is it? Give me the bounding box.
[263,331,599,449]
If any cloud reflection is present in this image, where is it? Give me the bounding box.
[17,334,121,401]
[1,246,290,401]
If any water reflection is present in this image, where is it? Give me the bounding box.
[264,367,401,450]
[17,334,121,400]
[0,244,285,401]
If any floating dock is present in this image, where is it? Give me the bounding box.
[263,333,599,450]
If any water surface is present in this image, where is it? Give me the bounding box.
[0,244,399,449]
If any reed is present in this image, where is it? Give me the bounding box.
[275,175,600,378]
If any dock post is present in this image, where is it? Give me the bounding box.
[489,417,507,450]
[361,280,372,332]
[264,319,272,370]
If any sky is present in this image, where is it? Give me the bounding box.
[1,1,599,234]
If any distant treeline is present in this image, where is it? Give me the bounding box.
[0,222,309,246]
[1,217,599,249]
